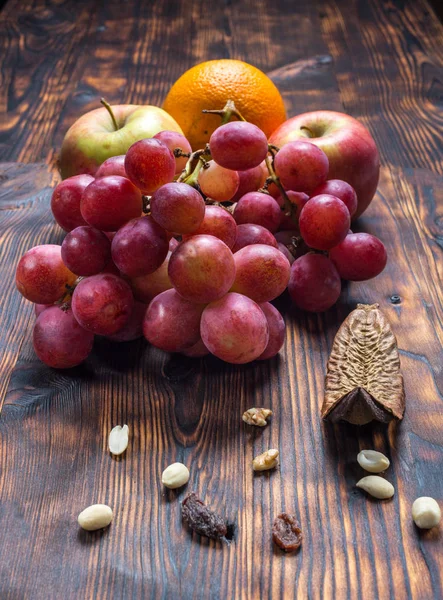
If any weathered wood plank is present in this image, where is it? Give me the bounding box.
[0,0,442,598]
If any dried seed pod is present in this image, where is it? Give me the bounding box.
[252,448,279,471]
[242,407,272,427]
[181,492,227,541]
[357,449,390,473]
[109,424,129,456]
[356,476,395,499]
[272,513,302,552]
[322,304,405,425]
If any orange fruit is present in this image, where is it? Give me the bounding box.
[163,59,286,150]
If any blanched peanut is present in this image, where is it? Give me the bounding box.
[412,497,441,529]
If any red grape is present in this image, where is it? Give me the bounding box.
[150,182,205,234]
[106,301,147,342]
[311,179,358,217]
[95,155,127,178]
[288,254,341,312]
[274,141,329,193]
[299,194,350,251]
[181,338,210,358]
[277,243,295,265]
[276,191,309,231]
[80,176,142,231]
[231,165,266,202]
[33,307,94,368]
[111,216,168,278]
[129,251,173,303]
[182,206,237,249]
[71,273,134,335]
[16,244,77,304]
[34,304,51,316]
[200,293,269,364]
[257,302,286,360]
[61,226,111,276]
[329,233,387,281]
[234,192,282,233]
[153,130,192,174]
[143,289,204,352]
[51,175,93,232]
[198,161,239,201]
[168,235,235,304]
[125,138,175,194]
[232,223,278,253]
[209,122,268,171]
[231,244,290,303]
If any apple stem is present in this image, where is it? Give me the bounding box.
[300,125,315,138]
[100,98,119,131]
[202,99,246,125]
[264,155,295,221]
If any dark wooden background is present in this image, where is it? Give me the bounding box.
[1,0,442,598]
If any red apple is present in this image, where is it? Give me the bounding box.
[269,111,380,218]
[60,104,183,179]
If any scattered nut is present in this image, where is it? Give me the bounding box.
[356,476,395,499]
[78,504,113,531]
[242,407,272,427]
[412,497,441,529]
[357,449,390,473]
[109,424,129,456]
[252,448,279,471]
[162,462,190,489]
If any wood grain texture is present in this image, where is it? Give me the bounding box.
[0,0,442,599]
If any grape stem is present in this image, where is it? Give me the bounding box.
[177,147,210,183]
[264,155,294,221]
[100,98,119,131]
[202,99,246,125]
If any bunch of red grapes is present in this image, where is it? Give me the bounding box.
[15,119,387,370]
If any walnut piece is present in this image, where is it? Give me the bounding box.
[252,448,279,471]
[322,304,405,425]
[242,407,272,427]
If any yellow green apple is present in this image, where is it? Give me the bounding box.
[60,102,184,179]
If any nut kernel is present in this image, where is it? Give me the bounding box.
[412,497,441,529]
[252,448,279,471]
[356,476,395,499]
[78,504,113,531]
[242,408,272,427]
[109,424,129,456]
[357,449,390,473]
[162,462,190,489]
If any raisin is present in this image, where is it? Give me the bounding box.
[182,492,228,541]
[272,513,302,552]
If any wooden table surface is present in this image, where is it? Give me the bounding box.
[1,0,442,598]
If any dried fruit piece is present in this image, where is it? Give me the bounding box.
[252,448,279,471]
[78,504,113,531]
[181,492,227,541]
[357,449,390,473]
[242,407,272,427]
[356,476,395,499]
[108,424,129,456]
[272,513,302,552]
[322,303,405,424]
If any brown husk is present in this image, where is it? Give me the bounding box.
[322,303,405,425]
